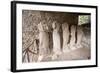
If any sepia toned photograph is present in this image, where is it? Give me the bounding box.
[22,10,91,63]
[11,1,97,72]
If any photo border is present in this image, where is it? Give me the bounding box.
[11,1,98,72]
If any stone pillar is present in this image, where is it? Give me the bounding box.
[76,26,84,49]
[70,25,77,50]
[38,21,50,61]
[52,21,62,60]
[62,22,70,53]
[66,14,78,51]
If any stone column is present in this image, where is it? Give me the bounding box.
[70,25,77,50]
[38,21,50,61]
[66,14,78,51]
[62,22,70,53]
[52,21,62,60]
[76,26,84,49]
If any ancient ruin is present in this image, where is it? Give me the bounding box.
[22,10,91,62]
